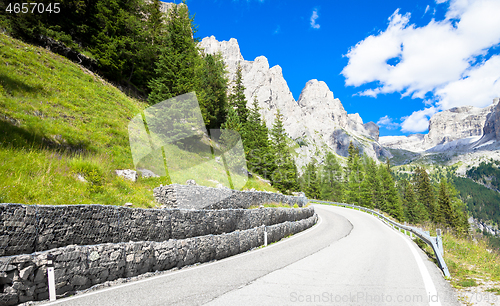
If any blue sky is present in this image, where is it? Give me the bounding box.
[178,0,500,136]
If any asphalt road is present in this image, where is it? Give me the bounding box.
[44,204,459,306]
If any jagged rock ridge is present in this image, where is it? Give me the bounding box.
[380,98,500,154]
[199,36,391,168]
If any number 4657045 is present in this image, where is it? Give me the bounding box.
[6,3,60,14]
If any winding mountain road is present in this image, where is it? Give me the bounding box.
[44,204,459,306]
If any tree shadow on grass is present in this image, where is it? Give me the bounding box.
[0,73,45,96]
[0,119,91,154]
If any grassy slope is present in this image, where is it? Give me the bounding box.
[443,233,500,300]
[0,34,275,207]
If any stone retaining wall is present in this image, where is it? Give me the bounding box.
[0,215,317,305]
[153,184,308,209]
[0,204,314,256]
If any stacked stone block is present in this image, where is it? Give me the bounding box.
[0,204,314,257]
[0,215,317,305]
[153,184,308,209]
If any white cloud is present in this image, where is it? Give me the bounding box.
[342,0,500,111]
[400,107,438,133]
[436,55,500,109]
[424,5,430,15]
[310,9,320,29]
[377,115,400,130]
[274,25,280,35]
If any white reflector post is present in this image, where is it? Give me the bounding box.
[264,227,268,246]
[47,254,56,301]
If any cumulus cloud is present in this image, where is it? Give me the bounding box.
[436,55,500,109]
[401,107,438,133]
[377,115,400,130]
[310,9,320,29]
[342,0,500,110]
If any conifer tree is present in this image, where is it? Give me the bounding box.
[347,141,356,169]
[303,159,320,199]
[399,179,428,224]
[319,152,344,202]
[346,154,363,205]
[359,173,373,209]
[148,2,201,105]
[241,97,272,178]
[220,107,242,147]
[379,162,404,220]
[361,157,382,209]
[198,52,228,129]
[228,63,249,123]
[270,110,298,193]
[414,167,436,222]
[437,180,455,227]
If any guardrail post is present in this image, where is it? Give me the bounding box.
[436,229,443,256]
[404,222,407,236]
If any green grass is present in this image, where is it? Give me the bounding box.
[486,288,500,295]
[0,33,275,207]
[458,279,478,287]
[242,177,278,192]
[248,202,300,209]
[443,233,500,288]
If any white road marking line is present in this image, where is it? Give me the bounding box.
[44,214,323,305]
[324,204,443,306]
[402,235,442,306]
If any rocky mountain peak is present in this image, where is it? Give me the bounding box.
[199,36,390,168]
[201,36,243,63]
[425,103,494,148]
[380,98,500,167]
[298,79,334,104]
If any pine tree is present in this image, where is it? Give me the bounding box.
[198,52,229,129]
[241,97,272,178]
[220,107,242,147]
[359,172,373,209]
[361,157,382,209]
[437,180,455,228]
[399,179,428,224]
[303,159,320,199]
[148,2,201,105]
[319,152,344,202]
[269,110,298,193]
[228,63,249,123]
[413,167,436,222]
[347,141,356,168]
[379,162,404,221]
[346,154,363,205]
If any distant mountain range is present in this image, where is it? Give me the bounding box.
[380,100,500,169]
[200,36,500,170]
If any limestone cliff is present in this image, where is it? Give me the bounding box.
[199,36,391,169]
[380,99,500,154]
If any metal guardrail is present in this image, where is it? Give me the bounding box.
[311,200,450,277]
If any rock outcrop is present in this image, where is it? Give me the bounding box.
[425,104,495,149]
[380,98,500,156]
[483,98,500,142]
[199,36,390,168]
